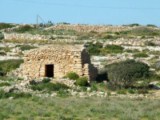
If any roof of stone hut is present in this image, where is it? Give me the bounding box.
[24,45,85,56]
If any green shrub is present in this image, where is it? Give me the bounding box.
[0,32,4,40]
[117,89,127,94]
[127,23,140,27]
[106,60,150,89]
[31,82,69,92]
[57,90,70,97]
[16,45,37,51]
[0,47,11,52]
[66,72,79,80]
[102,35,118,39]
[42,78,51,83]
[145,41,156,46]
[133,53,148,58]
[102,45,124,54]
[128,88,137,94]
[76,77,89,86]
[15,25,34,33]
[0,51,6,56]
[86,42,103,55]
[0,90,32,99]
[0,23,15,30]
[0,59,23,75]
[0,82,10,87]
[146,24,157,28]
[90,82,98,91]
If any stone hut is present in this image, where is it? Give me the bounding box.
[20,45,97,81]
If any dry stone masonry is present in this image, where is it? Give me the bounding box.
[19,45,97,81]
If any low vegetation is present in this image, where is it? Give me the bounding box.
[15,45,37,51]
[0,90,32,99]
[30,79,69,92]
[66,72,79,80]
[75,76,89,86]
[0,96,159,120]
[105,60,150,89]
[133,52,149,58]
[86,42,124,55]
[0,23,15,30]
[0,59,23,76]
[0,32,4,40]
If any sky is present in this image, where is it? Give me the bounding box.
[1,0,160,26]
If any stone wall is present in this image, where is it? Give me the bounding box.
[47,24,135,33]
[19,45,97,81]
[4,33,49,41]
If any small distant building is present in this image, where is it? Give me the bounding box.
[20,45,97,81]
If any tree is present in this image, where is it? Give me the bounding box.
[106,60,150,89]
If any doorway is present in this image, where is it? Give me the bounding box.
[45,64,54,77]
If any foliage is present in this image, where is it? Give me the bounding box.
[0,32,4,40]
[146,24,157,28]
[117,89,127,94]
[0,59,23,76]
[0,51,6,56]
[102,45,124,54]
[0,90,32,99]
[0,23,15,30]
[106,60,150,89]
[145,41,156,46]
[126,23,140,27]
[30,82,69,92]
[76,77,89,86]
[14,25,34,33]
[16,45,37,51]
[66,72,79,80]
[42,78,51,83]
[133,52,148,58]
[86,42,103,55]
[0,46,11,52]
[0,82,10,87]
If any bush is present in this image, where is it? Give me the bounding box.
[31,82,69,92]
[147,24,157,28]
[42,78,51,83]
[0,59,23,76]
[76,77,89,86]
[145,41,156,46]
[0,23,15,30]
[0,82,10,87]
[117,89,127,94]
[66,72,79,80]
[86,42,103,55]
[16,45,37,51]
[0,32,4,40]
[0,90,32,99]
[15,25,34,33]
[102,45,124,54]
[106,60,150,89]
[133,53,148,58]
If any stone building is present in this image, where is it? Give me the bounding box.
[20,45,97,81]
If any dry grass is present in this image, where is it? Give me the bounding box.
[0,96,159,120]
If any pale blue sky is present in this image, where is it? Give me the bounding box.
[1,0,160,26]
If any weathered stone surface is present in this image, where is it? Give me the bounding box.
[18,45,97,81]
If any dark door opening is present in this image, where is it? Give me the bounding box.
[45,64,54,77]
